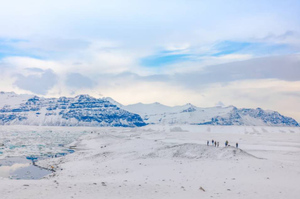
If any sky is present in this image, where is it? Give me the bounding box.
[0,0,300,121]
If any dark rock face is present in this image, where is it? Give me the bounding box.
[0,92,298,127]
[0,95,146,127]
[196,107,299,127]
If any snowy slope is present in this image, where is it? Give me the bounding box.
[0,92,298,127]
[0,92,146,127]
[0,92,33,108]
[121,102,299,127]
[1,125,300,199]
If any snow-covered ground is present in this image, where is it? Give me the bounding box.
[0,125,300,199]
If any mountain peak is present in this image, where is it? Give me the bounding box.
[74,94,95,101]
[75,94,93,98]
[102,97,123,107]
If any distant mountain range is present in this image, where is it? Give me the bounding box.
[0,92,298,127]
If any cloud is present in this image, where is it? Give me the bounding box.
[70,54,300,92]
[1,56,64,74]
[281,91,300,98]
[14,69,57,95]
[169,54,300,90]
[25,67,45,72]
[0,0,299,122]
[66,73,96,89]
[1,53,300,122]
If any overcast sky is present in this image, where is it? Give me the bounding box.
[0,0,300,121]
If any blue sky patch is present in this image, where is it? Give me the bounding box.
[140,40,294,68]
[0,38,42,60]
[140,52,191,67]
[212,41,252,56]
[212,40,293,57]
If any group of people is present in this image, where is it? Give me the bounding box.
[207,139,220,147]
[207,139,239,148]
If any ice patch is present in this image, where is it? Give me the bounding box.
[0,157,52,179]
[0,128,87,158]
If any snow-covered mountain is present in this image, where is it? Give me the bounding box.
[0,92,298,127]
[121,102,299,127]
[0,92,146,127]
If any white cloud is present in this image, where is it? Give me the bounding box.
[1,57,64,74]
[0,0,299,121]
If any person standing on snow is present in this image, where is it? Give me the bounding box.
[207,140,209,146]
[236,142,238,148]
[225,140,228,147]
[214,141,217,147]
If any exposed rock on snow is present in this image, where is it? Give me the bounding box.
[121,102,299,127]
[0,92,146,127]
[0,92,298,127]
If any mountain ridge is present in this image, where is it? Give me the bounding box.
[0,92,146,127]
[119,100,299,127]
[0,92,298,127]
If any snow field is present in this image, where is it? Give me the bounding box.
[0,125,299,199]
